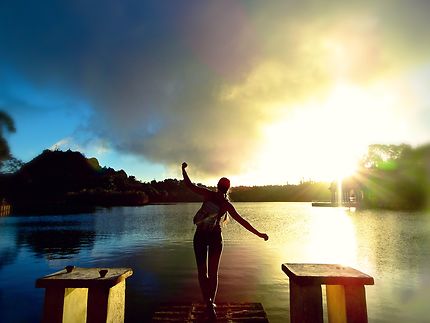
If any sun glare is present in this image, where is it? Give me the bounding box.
[306,207,358,265]
[239,81,408,185]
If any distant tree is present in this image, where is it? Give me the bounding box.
[87,157,101,171]
[357,143,429,209]
[0,110,16,162]
[360,144,411,170]
[0,156,24,173]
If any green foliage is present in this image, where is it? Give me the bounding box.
[360,144,411,169]
[358,143,430,210]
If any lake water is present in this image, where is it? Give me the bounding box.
[1,202,429,322]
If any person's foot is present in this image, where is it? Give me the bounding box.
[206,300,217,321]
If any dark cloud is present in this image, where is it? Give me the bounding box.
[1,0,429,177]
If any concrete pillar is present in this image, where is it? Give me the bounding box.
[36,267,133,323]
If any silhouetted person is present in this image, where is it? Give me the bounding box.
[182,162,268,320]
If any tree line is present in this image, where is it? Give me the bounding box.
[1,110,429,213]
[0,148,332,214]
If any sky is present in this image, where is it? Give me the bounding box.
[1,0,430,185]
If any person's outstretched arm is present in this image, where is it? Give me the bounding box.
[226,203,269,241]
[182,162,211,196]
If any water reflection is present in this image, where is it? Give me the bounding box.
[0,248,17,270]
[15,217,96,259]
[17,229,96,259]
[0,204,429,322]
[350,209,430,322]
[92,205,197,245]
[0,221,18,268]
[306,207,357,265]
[260,205,358,268]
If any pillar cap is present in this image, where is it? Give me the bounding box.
[282,263,374,286]
[36,267,133,289]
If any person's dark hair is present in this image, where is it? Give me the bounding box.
[217,177,230,225]
[217,177,230,194]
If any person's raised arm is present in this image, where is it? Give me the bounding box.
[227,203,269,241]
[182,162,211,197]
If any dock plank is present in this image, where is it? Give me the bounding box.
[152,302,269,322]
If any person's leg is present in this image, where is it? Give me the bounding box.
[193,230,209,303]
[207,231,223,303]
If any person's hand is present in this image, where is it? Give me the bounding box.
[260,233,269,241]
[182,162,188,170]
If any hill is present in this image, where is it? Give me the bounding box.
[0,150,149,214]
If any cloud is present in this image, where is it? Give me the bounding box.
[1,0,430,178]
[50,136,110,157]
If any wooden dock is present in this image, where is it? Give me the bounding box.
[152,302,269,322]
[311,202,358,208]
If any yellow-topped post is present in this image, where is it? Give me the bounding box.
[36,266,133,323]
[282,263,374,323]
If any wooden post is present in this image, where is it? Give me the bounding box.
[87,281,125,323]
[290,280,323,323]
[282,263,374,323]
[36,267,133,323]
[42,287,66,323]
[344,285,368,323]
